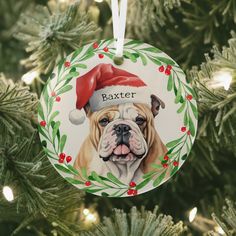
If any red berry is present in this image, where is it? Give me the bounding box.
[173,161,179,167]
[159,65,164,72]
[40,121,46,127]
[51,91,56,97]
[64,61,70,67]
[59,158,64,163]
[186,94,193,101]
[59,153,66,159]
[66,156,72,163]
[164,155,169,161]
[187,130,191,136]
[129,181,136,187]
[133,189,138,195]
[127,189,134,195]
[181,127,186,132]
[165,69,171,75]
[103,47,109,52]
[55,96,61,102]
[163,163,168,168]
[167,65,172,70]
[98,54,104,59]
[85,181,91,186]
[93,42,99,49]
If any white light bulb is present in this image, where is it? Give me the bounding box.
[2,186,14,202]
[211,71,232,90]
[189,207,197,222]
[21,71,38,85]
[86,213,96,222]
[83,208,90,216]
[95,0,103,2]
[214,226,225,235]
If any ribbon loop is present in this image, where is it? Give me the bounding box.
[111,0,128,58]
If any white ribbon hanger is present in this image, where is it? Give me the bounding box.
[111,0,128,60]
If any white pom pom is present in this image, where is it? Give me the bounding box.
[69,109,86,125]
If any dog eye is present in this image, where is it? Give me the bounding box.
[99,118,109,126]
[135,117,146,125]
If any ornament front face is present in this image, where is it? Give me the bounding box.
[38,39,198,197]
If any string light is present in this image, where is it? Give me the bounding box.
[189,207,197,222]
[214,226,225,235]
[83,208,90,216]
[21,71,39,85]
[2,186,14,202]
[86,213,97,223]
[210,70,233,90]
[95,0,104,2]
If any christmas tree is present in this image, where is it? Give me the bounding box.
[0,0,236,235]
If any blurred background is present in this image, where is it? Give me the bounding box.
[0,0,236,235]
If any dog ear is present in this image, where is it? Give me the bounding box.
[84,103,92,117]
[151,94,165,117]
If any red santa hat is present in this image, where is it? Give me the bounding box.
[69,63,151,125]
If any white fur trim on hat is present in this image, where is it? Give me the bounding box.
[69,109,86,125]
[89,86,151,112]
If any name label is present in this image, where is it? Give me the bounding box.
[102,92,136,101]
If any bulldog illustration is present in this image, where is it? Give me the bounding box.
[69,63,167,184]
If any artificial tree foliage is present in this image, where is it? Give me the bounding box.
[0,0,236,235]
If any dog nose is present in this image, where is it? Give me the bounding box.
[114,124,131,135]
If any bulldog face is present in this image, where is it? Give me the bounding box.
[86,95,164,164]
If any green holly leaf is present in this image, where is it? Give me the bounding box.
[123,51,137,62]
[124,40,142,46]
[141,47,161,53]
[38,126,48,139]
[81,167,88,179]
[142,171,156,179]
[139,53,147,66]
[175,85,182,103]
[60,135,67,153]
[55,164,73,174]
[166,136,184,148]
[52,121,60,142]
[184,111,189,126]
[91,171,106,185]
[170,166,178,177]
[107,172,126,186]
[189,117,195,136]
[65,177,84,185]
[136,177,152,190]
[49,111,59,125]
[73,63,87,69]
[167,74,173,91]
[71,47,83,61]
[57,58,66,76]
[38,102,45,120]
[190,102,198,119]
[67,165,80,175]
[81,52,95,61]
[147,56,162,65]
[153,171,166,187]
[177,100,186,113]
[85,188,103,193]
[157,57,175,65]
[57,85,73,95]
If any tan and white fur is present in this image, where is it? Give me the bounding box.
[73,95,167,184]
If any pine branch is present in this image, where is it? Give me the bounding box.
[15,1,100,74]
[83,206,185,236]
[208,199,236,236]
[126,0,235,67]
[0,74,37,137]
[0,132,84,235]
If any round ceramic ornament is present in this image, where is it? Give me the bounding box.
[38,39,198,197]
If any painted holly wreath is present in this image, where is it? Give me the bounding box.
[38,39,198,197]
